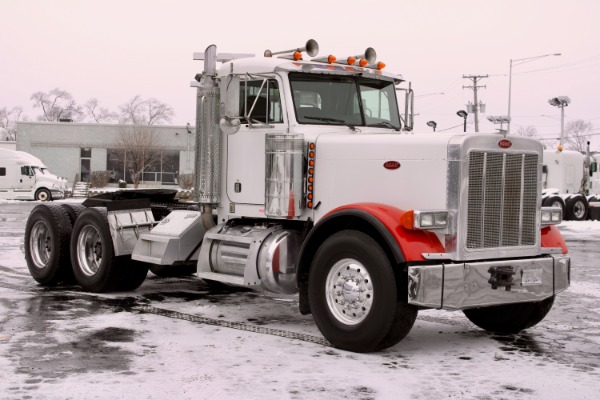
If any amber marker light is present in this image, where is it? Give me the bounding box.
[400,210,415,230]
[377,62,386,70]
[328,55,336,64]
[359,58,368,67]
[347,57,356,65]
[309,143,315,150]
[293,51,302,61]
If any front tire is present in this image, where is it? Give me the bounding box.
[35,188,52,202]
[463,296,555,334]
[308,230,415,352]
[24,204,72,285]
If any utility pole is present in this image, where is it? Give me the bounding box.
[463,74,488,132]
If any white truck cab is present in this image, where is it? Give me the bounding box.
[0,148,69,201]
[23,40,570,352]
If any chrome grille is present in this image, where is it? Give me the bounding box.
[466,151,538,249]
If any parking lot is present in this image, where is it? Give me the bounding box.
[1,200,599,399]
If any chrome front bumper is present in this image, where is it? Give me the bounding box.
[407,255,570,310]
[50,189,65,199]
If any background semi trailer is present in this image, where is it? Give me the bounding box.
[23,40,570,352]
[0,148,70,201]
[542,148,598,220]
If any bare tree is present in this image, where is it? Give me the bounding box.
[114,125,164,189]
[0,106,25,140]
[118,95,174,125]
[564,119,593,153]
[30,88,83,122]
[516,125,538,138]
[84,98,118,123]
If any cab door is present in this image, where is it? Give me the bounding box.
[226,78,286,205]
[14,165,36,196]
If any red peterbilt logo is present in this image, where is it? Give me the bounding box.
[498,139,512,149]
[383,161,401,170]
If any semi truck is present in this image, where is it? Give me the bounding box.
[542,148,598,220]
[0,148,70,201]
[23,40,570,352]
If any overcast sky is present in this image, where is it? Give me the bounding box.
[2,0,599,149]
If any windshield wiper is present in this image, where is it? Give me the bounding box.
[366,122,400,131]
[304,116,346,124]
[304,116,356,131]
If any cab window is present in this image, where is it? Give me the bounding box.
[21,166,34,176]
[239,79,283,124]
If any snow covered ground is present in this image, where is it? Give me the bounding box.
[0,200,599,399]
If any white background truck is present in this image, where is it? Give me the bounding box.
[542,148,599,220]
[23,40,570,352]
[0,148,70,201]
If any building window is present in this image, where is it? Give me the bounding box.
[106,148,180,185]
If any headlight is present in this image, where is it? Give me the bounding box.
[541,207,563,225]
[401,210,450,231]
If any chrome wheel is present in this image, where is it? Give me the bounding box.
[325,258,374,325]
[29,221,51,269]
[573,200,586,219]
[76,225,103,277]
[36,189,50,201]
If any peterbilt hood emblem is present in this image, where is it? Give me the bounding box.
[383,161,401,170]
[498,139,512,149]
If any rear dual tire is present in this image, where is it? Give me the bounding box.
[70,207,148,292]
[25,204,72,285]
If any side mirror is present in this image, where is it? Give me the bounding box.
[220,75,241,134]
[591,161,598,176]
[542,165,548,174]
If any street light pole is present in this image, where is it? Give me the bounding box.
[548,97,571,147]
[456,110,468,133]
[507,53,561,134]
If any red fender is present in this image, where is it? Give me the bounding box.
[541,225,568,254]
[327,203,445,262]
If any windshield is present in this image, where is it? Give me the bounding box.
[289,72,401,130]
[32,167,46,175]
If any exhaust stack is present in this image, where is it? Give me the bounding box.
[194,45,221,228]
